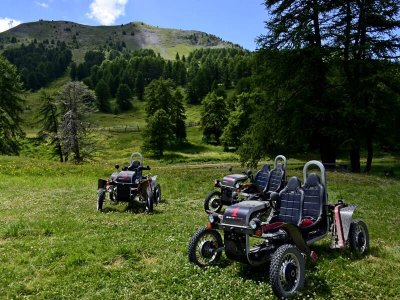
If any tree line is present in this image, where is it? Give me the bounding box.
[1,0,399,170]
[2,40,72,91]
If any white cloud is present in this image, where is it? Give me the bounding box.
[0,18,22,33]
[86,0,128,26]
[35,1,49,8]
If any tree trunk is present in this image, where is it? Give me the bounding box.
[364,134,373,173]
[57,143,64,162]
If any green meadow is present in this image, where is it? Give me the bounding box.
[1,84,400,299]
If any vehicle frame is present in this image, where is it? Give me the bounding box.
[189,160,369,298]
[97,152,161,213]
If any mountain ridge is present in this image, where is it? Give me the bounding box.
[0,20,242,60]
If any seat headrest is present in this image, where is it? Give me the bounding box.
[304,173,320,187]
[130,160,141,169]
[285,176,301,192]
[260,164,270,173]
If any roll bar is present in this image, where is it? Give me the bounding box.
[274,155,287,170]
[130,152,143,166]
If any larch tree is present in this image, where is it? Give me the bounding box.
[0,55,25,155]
[58,81,96,163]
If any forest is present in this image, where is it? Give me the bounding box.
[1,0,400,173]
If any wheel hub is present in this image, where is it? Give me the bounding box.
[283,263,297,285]
[356,231,365,249]
[200,241,215,259]
[210,198,220,209]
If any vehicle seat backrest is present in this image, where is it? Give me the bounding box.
[302,173,324,221]
[128,160,142,179]
[253,164,270,190]
[277,176,303,225]
[267,163,285,192]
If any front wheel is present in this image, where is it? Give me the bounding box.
[153,184,161,205]
[188,227,223,267]
[97,189,105,211]
[204,190,222,213]
[269,244,305,299]
[348,219,369,256]
[145,191,154,213]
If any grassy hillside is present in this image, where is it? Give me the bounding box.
[0,20,240,60]
[0,155,399,299]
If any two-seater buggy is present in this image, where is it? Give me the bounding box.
[189,160,369,298]
[97,152,161,213]
[204,155,287,212]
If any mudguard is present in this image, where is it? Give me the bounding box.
[222,174,248,188]
[262,222,310,256]
[223,201,269,227]
[98,179,107,189]
[341,205,357,241]
[116,171,136,184]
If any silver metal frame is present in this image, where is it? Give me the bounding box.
[303,160,327,201]
[130,152,143,166]
[274,155,287,170]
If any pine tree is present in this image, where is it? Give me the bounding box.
[58,81,96,162]
[0,56,24,154]
[95,79,111,113]
[37,91,63,162]
[201,91,228,144]
[116,83,132,112]
[142,109,174,157]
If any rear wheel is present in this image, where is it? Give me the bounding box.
[349,220,369,256]
[204,191,222,213]
[188,227,223,267]
[97,189,105,211]
[269,244,305,299]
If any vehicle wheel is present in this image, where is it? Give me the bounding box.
[188,227,223,267]
[348,219,369,256]
[109,189,116,202]
[153,184,161,205]
[145,191,154,213]
[269,244,305,299]
[97,189,105,211]
[204,191,222,213]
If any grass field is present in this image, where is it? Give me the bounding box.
[0,154,400,299]
[2,81,400,299]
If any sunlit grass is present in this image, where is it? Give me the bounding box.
[0,155,399,298]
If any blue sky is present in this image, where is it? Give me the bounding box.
[0,0,267,50]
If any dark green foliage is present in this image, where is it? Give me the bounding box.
[0,56,25,154]
[36,91,63,162]
[94,79,111,113]
[221,91,261,150]
[244,0,400,170]
[116,83,132,112]
[185,48,251,103]
[3,41,72,90]
[142,109,173,157]
[75,50,105,82]
[201,91,228,144]
[135,71,145,100]
[144,78,186,143]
